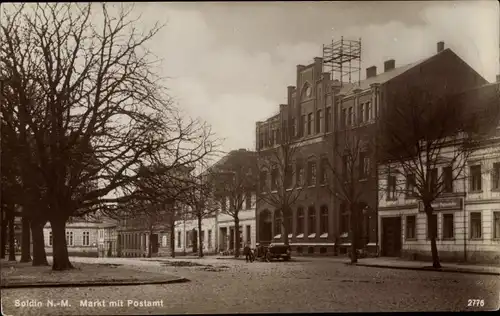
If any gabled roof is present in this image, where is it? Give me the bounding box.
[338,58,428,95]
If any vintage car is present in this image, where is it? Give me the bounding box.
[258,243,291,262]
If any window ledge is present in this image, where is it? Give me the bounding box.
[296,234,304,239]
[273,234,282,239]
[287,234,293,238]
[359,178,368,182]
[340,232,348,238]
[271,190,278,194]
[469,238,483,241]
[491,188,500,192]
[405,238,417,241]
[320,233,328,238]
[386,198,398,202]
[442,238,455,241]
[308,185,316,188]
[308,233,316,238]
[468,190,483,194]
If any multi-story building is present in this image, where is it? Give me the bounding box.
[255,40,488,256]
[377,82,500,264]
[174,149,258,255]
[97,220,118,257]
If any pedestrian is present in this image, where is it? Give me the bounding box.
[244,242,251,263]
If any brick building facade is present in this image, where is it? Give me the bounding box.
[255,41,487,256]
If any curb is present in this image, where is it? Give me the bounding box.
[349,263,500,276]
[0,277,190,289]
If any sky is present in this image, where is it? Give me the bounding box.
[130,1,499,154]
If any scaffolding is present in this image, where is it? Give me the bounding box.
[322,37,362,86]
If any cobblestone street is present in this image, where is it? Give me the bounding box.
[1,257,499,315]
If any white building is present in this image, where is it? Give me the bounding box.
[174,193,257,255]
[44,221,100,257]
[377,118,500,264]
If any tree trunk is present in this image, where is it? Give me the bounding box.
[148,231,153,258]
[31,220,48,266]
[1,207,6,259]
[50,219,73,270]
[8,212,16,261]
[198,216,203,258]
[349,204,358,264]
[20,215,32,262]
[283,207,290,246]
[425,206,441,269]
[170,219,175,258]
[234,217,240,258]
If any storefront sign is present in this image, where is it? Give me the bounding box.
[419,198,463,211]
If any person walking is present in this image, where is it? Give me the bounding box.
[244,242,251,263]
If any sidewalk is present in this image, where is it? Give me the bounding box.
[0,258,189,289]
[318,256,500,276]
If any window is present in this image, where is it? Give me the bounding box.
[320,206,329,234]
[492,163,500,190]
[259,132,264,149]
[285,212,292,235]
[319,157,328,185]
[494,212,500,239]
[221,196,227,212]
[285,163,293,189]
[442,214,454,239]
[307,113,313,135]
[260,171,267,192]
[49,231,53,246]
[387,175,396,200]
[342,155,349,180]
[300,115,306,137]
[307,161,317,186]
[359,152,370,179]
[201,230,205,248]
[296,207,304,234]
[296,162,304,186]
[291,118,296,138]
[470,212,482,239]
[325,107,332,132]
[429,168,438,190]
[347,107,353,126]
[208,230,212,249]
[246,225,251,244]
[245,192,252,209]
[264,130,269,147]
[316,109,323,134]
[66,231,73,246]
[359,103,365,124]
[470,165,482,191]
[270,129,275,146]
[405,174,416,198]
[186,231,191,247]
[276,128,281,144]
[274,210,282,235]
[177,231,181,247]
[283,119,288,140]
[374,101,378,118]
[308,207,316,234]
[365,102,371,122]
[406,216,416,239]
[341,108,347,128]
[427,214,437,239]
[271,167,278,191]
[443,166,453,193]
[83,231,90,246]
[340,203,349,234]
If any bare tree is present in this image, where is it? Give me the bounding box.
[182,164,220,258]
[1,3,217,270]
[377,85,500,268]
[324,130,371,264]
[257,135,304,246]
[210,150,258,257]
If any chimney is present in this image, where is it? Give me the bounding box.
[384,59,395,72]
[437,41,445,53]
[366,66,377,79]
[322,72,331,81]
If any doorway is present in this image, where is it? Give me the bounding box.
[381,217,402,257]
[151,234,159,254]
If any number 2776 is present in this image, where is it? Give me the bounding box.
[467,299,484,307]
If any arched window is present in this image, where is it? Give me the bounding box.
[320,206,329,234]
[296,207,304,235]
[308,206,316,234]
[274,209,282,235]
